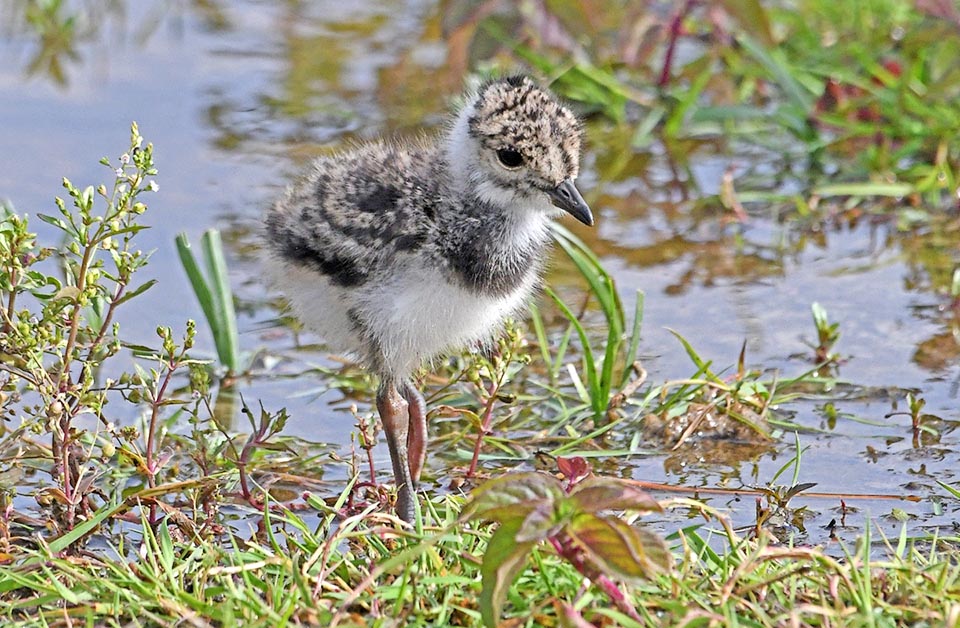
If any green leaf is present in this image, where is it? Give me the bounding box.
[175,230,240,373]
[200,229,240,372]
[465,472,566,522]
[47,500,128,555]
[737,34,814,113]
[36,212,71,234]
[936,480,960,500]
[813,182,914,197]
[719,0,775,47]
[480,516,536,628]
[115,279,157,305]
[569,477,662,514]
[667,328,716,381]
[566,513,671,581]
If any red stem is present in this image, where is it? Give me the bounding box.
[145,364,175,485]
[658,0,696,88]
[466,379,499,478]
[550,535,642,622]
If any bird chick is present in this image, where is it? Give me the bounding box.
[264,75,592,521]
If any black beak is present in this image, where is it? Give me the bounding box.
[547,178,593,226]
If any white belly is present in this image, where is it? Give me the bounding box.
[356,264,536,377]
[267,254,536,378]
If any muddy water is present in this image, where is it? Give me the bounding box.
[1,1,957,544]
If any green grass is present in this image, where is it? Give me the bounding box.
[3,488,958,627]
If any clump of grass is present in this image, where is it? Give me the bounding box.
[539,223,644,425]
[3,473,958,626]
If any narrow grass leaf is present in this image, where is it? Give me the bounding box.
[200,229,240,372]
[620,290,644,388]
[737,34,814,113]
[813,182,915,197]
[936,480,960,499]
[47,500,129,555]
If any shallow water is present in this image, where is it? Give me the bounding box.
[1,0,958,545]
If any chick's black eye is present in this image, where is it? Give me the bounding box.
[496,148,524,169]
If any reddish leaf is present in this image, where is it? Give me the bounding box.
[465,472,565,523]
[480,516,536,628]
[557,456,590,482]
[567,513,671,580]
[515,501,565,543]
[569,477,663,514]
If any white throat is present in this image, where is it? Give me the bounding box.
[444,103,476,196]
[444,99,559,224]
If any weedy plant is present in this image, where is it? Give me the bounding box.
[0,123,165,532]
[0,124,299,551]
[465,456,670,627]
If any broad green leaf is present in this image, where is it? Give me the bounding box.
[567,513,671,581]
[480,517,536,628]
[569,477,662,514]
[466,472,565,522]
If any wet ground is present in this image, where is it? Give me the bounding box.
[1,1,958,546]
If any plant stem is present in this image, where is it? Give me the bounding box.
[550,536,642,623]
[659,0,696,87]
[83,281,126,363]
[58,240,98,388]
[2,266,16,334]
[466,379,499,479]
[145,363,176,488]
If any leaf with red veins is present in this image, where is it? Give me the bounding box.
[569,476,663,514]
[566,512,672,581]
[464,472,565,522]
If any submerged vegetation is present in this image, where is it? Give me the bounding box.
[1,0,959,626]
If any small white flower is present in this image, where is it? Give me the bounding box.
[115,167,124,177]
[119,153,130,165]
[147,181,159,192]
